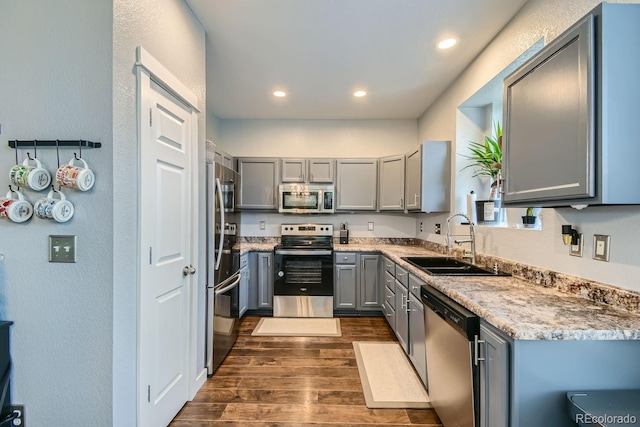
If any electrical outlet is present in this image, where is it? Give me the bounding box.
[419,222,423,232]
[9,405,24,426]
[367,222,374,231]
[259,221,266,230]
[435,223,441,235]
[569,233,583,257]
[49,235,76,263]
[593,234,610,262]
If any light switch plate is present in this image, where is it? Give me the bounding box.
[368,222,374,231]
[49,235,76,263]
[569,234,583,257]
[593,234,610,262]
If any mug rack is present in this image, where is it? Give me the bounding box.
[8,140,101,149]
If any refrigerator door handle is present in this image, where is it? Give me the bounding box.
[214,272,241,296]
[215,177,225,271]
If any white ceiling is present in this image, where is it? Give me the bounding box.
[186,0,529,120]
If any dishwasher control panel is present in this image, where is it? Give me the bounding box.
[421,284,479,340]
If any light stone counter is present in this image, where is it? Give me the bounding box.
[335,244,640,341]
[237,240,640,340]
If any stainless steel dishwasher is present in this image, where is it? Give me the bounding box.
[421,284,480,427]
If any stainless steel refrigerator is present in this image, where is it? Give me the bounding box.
[206,162,241,375]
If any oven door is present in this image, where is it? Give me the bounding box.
[273,250,334,317]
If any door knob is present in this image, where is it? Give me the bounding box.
[183,265,196,276]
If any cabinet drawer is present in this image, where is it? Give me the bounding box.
[395,265,409,286]
[335,252,357,264]
[408,274,425,299]
[383,256,395,276]
[384,285,395,308]
[384,270,395,289]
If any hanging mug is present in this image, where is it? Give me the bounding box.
[9,157,52,191]
[34,189,74,223]
[56,157,95,191]
[0,190,34,223]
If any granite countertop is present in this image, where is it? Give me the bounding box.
[237,241,640,341]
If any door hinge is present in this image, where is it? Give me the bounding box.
[149,108,152,126]
[148,385,151,403]
[149,247,152,265]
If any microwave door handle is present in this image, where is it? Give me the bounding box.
[215,177,225,271]
[318,190,323,212]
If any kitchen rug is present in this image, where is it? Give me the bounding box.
[353,341,431,409]
[251,317,341,337]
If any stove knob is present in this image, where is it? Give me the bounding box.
[277,271,284,278]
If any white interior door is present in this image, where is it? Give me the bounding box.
[139,77,194,426]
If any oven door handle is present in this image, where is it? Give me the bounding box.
[275,249,333,256]
[214,272,242,296]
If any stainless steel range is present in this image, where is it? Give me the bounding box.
[273,224,334,317]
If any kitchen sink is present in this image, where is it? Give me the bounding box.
[401,257,510,276]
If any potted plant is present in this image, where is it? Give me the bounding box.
[461,121,503,200]
[522,207,537,226]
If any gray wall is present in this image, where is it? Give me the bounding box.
[0,1,113,425]
[0,0,205,426]
[113,0,206,425]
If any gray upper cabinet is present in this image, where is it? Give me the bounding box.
[281,158,334,183]
[308,159,334,183]
[405,141,450,213]
[281,159,306,183]
[237,158,279,210]
[378,155,405,211]
[214,148,234,170]
[503,3,640,207]
[336,159,378,210]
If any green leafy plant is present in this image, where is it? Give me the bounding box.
[461,121,503,181]
[525,207,535,217]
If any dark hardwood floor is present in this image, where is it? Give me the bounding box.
[170,315,441,426]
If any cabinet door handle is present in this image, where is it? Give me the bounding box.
[400,198,404,208]
[474,336,486,366]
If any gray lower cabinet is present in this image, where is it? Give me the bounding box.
[336,159,378,210]
[479,321,510,427]
[237,158,279,210]
[334,252,380,310]
[248,252,273,310]
[335,265,357,309]
[408,274,427,386]
[408,293,427,386]
[334,252,357,309]
[383,283,396,329]
[394,280,409,352]
[239,254,249,318]
[359,254,380,310]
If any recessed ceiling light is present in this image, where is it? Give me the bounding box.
[437,38,458,50]
[273,90,286,97]
[353,90,367,97]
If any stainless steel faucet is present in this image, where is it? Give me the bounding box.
[446,213,476,264]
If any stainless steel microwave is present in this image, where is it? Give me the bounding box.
[278,184,335,214]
